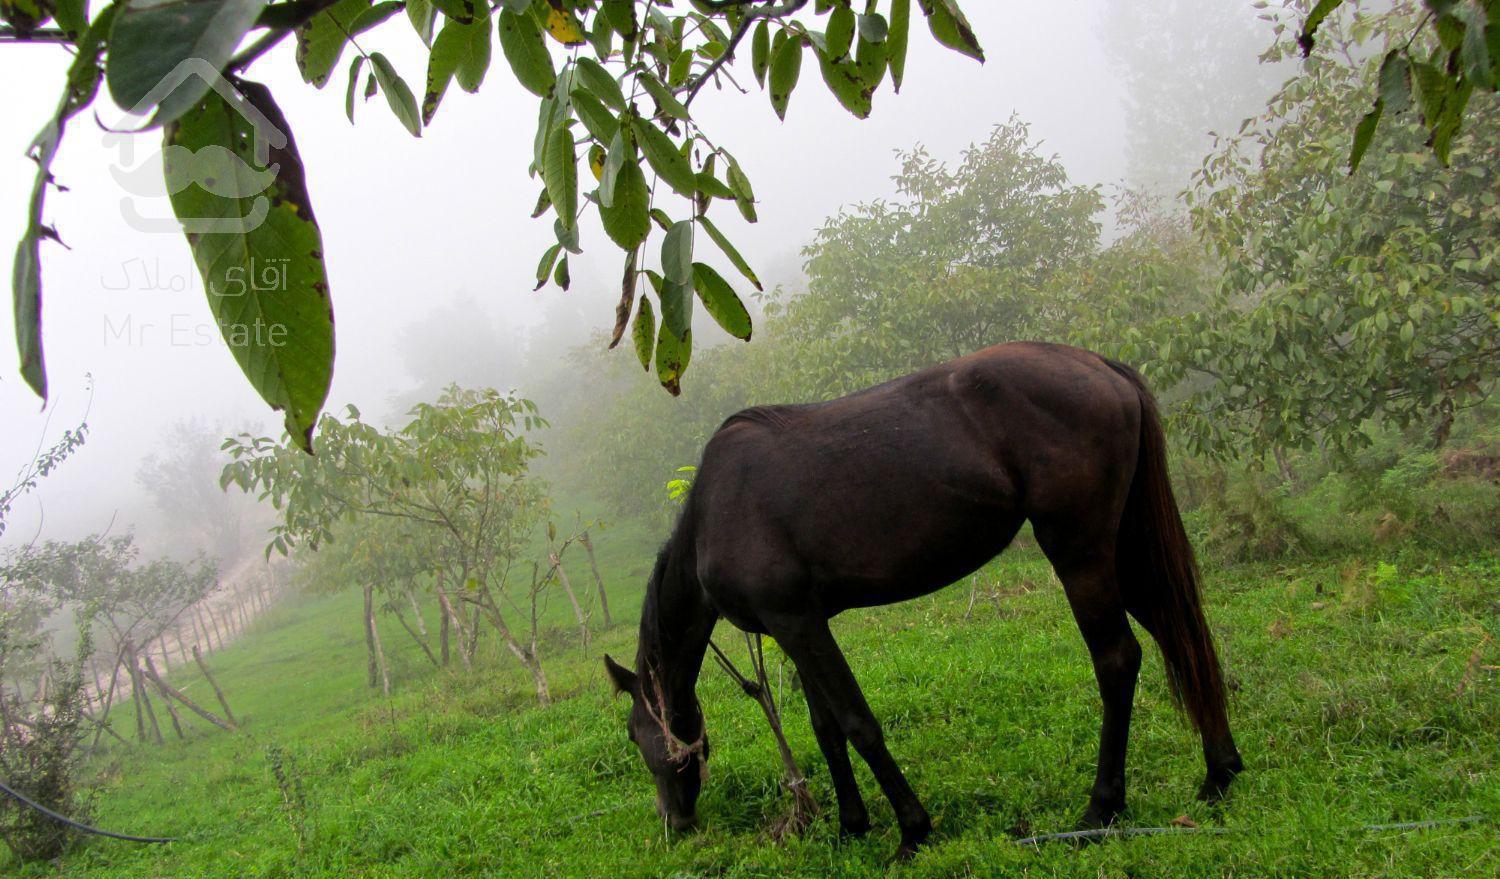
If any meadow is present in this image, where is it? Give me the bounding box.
[21,524,1498,878]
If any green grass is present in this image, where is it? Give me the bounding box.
[14,532,1499,878]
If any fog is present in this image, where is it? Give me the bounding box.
[0,1,1285,549]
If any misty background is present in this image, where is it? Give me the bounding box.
[0,0,1288,554]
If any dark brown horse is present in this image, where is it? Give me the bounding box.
[604,342,1242,858]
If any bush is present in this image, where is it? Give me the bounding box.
[0,634,93,863]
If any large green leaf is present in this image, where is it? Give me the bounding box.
[769,32,803,120]
[1297,0,1346,56]
[295,0,370,88]
[369,52,422,136]
[573,55,626,111]
[570,89,618,143]
[916,0,983,63]
[599,150,650,249]
[498,6,556,97]
[751,18,771,86]
[106,0,270,126]
[12,5,113,400]
[541,113,578,229]
[698,214,761,291]
[165,80,334,451]
[888,0,910,91]
[1348,101,1382,173]
[423,17,492,124]
[407,0,437,44]
[635,119,696,197]
[429,0,479,24]
[631,292,655,371]
[655,277,692,394]
[826,6,855,61]
[661,220,694,285]
[691,262,751,340]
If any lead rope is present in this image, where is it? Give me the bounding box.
[0,778,176,843]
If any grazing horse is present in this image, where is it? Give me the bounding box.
[604,342,1243,858]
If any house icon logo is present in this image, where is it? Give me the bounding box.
[104,58,285,238]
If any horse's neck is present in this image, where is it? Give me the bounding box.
[639,537,714,710]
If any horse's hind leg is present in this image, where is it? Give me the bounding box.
[802,681,869,837]
[766,612,931,859]
[1033,522,1142,829]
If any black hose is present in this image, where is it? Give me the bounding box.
[0,778,175,844]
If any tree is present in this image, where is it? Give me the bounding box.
[223,386,562,701]
[786,117,1103,390]
[1170,2,1499,458]
[1101,0,1291,195]
[0,382,90,541]
[135,420,253,564]
[1298,0,1499,173]
[3,534,220,745]
[4,0,984,449]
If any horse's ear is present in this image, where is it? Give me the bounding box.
[603,654,638,696]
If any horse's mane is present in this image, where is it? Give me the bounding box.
[636,542,673,673]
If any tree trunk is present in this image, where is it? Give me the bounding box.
[364,584,379,689]
[476,592,549,705]
[364,584,391,696]
[394,606,440,667]
[139,658,236,732]
[89,654,124,752]
[434,580,467,667]
[192,645,238,728]
[406,588,429,638]
[550,553,589,651]
[439,598,451,667]
[127,648,146,741]
[465,605,481,663]
[1432,394,1455,449]
[127,645,164,745]
[579,532,612,627]
[141,655,185,739]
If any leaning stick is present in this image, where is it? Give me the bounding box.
[191,645,238,728]
[138,659,236,732]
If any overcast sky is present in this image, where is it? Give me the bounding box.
[0,2,1134,545]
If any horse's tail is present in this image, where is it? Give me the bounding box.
[1106,359,1230,740]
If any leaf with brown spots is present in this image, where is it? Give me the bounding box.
[165,79,334,452]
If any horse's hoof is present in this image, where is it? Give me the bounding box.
[892,821,931,861]
[1197,755,1244,802]
[837,813,870,839]
[1197,776,1232,802]
[1072,805,1124,842]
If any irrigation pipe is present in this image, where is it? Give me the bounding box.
[1012,815,1485,846]
[0,778,176,844]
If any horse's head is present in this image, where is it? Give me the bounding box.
[604,654,707,831]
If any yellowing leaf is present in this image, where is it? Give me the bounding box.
[545,6,586,45]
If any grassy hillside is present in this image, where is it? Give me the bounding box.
[15,532,1499,878]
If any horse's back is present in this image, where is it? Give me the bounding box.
[689,342,1142,618]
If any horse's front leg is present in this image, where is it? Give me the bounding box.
[802,680,869,837]
[768,614,931,860]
